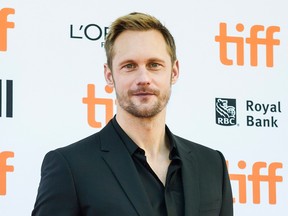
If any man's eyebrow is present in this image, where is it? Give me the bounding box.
[146,58,166,63]
[118,58,166,66]
[117,59,135,66]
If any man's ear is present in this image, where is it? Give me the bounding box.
[104,64,114,88]
[171,60,179,84]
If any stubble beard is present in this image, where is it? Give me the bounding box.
[116,87,171,119]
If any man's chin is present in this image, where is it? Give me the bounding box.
[126,107,162,119]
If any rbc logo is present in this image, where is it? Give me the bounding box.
[215,98,237,126]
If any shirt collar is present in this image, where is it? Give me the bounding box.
[111,116,180,159]
[112,116,138,155]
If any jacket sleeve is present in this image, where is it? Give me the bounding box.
[31,150,80,216]
[217,151,234,216]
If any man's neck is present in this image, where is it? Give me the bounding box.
[115,110,169,159]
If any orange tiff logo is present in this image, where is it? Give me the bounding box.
[228,160,283,205]
[215,23,280,67]
[82,84,114,128]
[0,8,15,52]
[0,151,14,196]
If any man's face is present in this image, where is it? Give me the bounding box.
[105,30,179,118]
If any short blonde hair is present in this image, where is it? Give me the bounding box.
[104,12,177,69]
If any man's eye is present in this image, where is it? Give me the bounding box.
[149,63,160,68]
[124,64,135,69]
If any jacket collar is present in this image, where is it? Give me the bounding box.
[171,134,200,216]
[99,121,200,216]
[99,121,155,216]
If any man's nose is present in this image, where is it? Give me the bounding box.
[136,67,151,86]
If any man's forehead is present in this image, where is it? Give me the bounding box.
[112,30,169,57]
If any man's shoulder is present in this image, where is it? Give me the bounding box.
[53,121,115,157]
[60,131,100,151]
[44,131,100,165]
[172,134,225,163]
[173,134,216,153]
[173,134,227,177]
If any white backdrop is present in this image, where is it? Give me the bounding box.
[0,0,287,215]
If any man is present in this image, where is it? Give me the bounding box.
[32,12,233,216]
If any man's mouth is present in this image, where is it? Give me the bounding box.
[133,91,154,96]
[129,88,158,97]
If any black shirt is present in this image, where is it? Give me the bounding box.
[112,117,184,216]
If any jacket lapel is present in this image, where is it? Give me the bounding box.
[99,122,154,216]
[174,135,200,216]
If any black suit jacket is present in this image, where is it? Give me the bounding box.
[32,120,233,216]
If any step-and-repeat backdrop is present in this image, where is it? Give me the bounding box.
[1,1,287,215]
